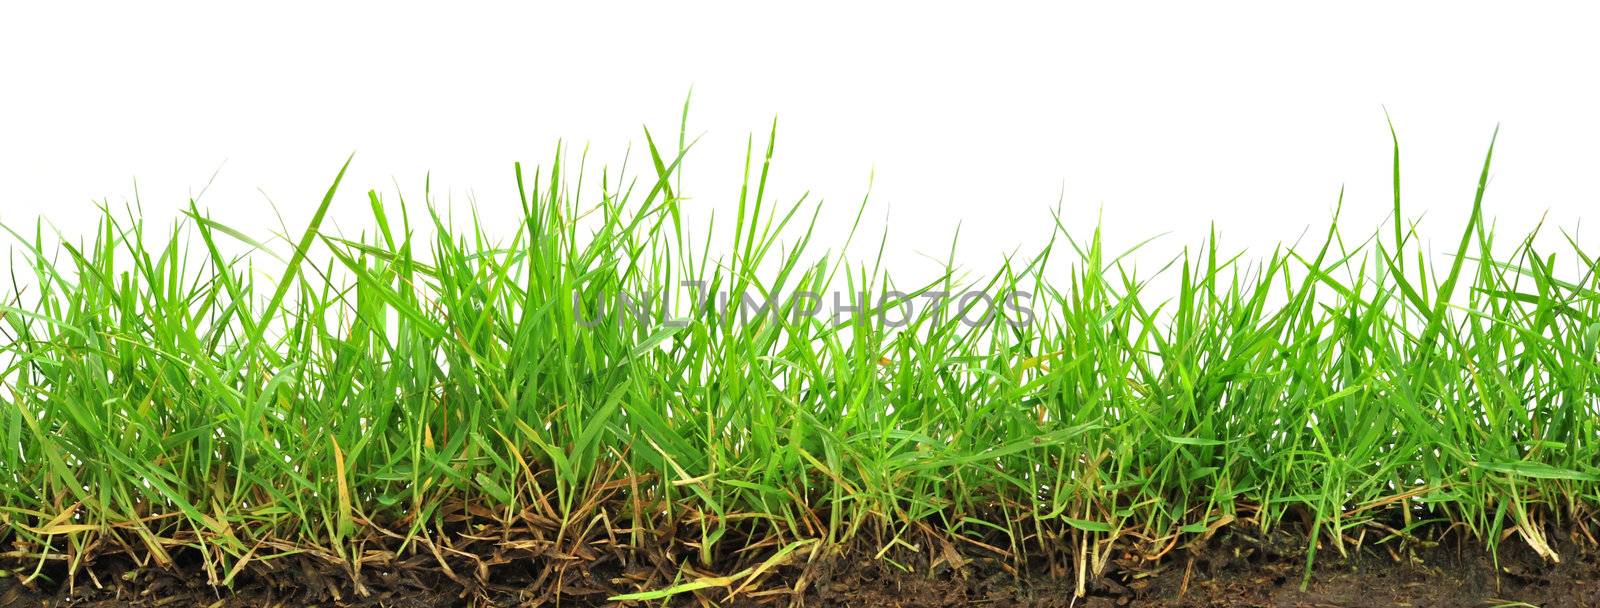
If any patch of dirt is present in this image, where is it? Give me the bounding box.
[6,527,1598,607]
[797,530,1600,608]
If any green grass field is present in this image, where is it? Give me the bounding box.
[2,121,1597,603]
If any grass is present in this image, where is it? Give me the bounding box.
[1,115,1598,602]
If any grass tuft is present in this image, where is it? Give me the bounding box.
[2,118,1598,601]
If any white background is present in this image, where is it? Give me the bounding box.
[3,2,1597,282]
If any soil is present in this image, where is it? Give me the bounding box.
[4,526,1597,608]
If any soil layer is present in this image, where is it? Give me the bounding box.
[4,527,1597,607]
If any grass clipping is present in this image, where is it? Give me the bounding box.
[2,122,1599,604]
